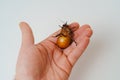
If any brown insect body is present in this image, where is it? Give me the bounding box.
[56,23,76,49]
[60,23,72,38]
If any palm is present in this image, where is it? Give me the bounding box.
[16,22,92,80]
[34,40,72,80]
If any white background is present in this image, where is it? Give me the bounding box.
[0,0,120,80]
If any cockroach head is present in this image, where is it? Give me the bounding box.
[62,22,68,26]
[59,22,68,29]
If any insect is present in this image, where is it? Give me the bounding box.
[56,22,77,49]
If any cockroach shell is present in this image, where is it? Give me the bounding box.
[57,35,71,49]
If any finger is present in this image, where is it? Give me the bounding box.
[67,24,93,65]
[19,22,34,47]
[74,24,91,39]
[69,22,80,31]
[77,28,92,44]
[63,24,92,56]
[68,37,90,65]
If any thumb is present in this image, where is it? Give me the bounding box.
[19,22,34,47]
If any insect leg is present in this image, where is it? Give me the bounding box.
[55,33,61,37]
[71,38,77,46]
[73,40,77,46]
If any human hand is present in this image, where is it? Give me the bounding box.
[15,22,92,80]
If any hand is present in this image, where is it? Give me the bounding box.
[15,22,92,80]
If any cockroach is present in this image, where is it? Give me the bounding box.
[56,22,77,49]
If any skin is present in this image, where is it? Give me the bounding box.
[15,22,93,80]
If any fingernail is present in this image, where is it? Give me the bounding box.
[86,28,92,37]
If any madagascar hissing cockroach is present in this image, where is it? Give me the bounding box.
[56,22,77,49]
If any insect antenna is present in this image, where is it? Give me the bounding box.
[59,25,62,28]
[57,18,65,23]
